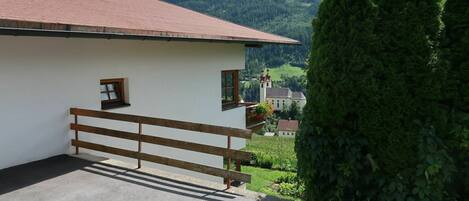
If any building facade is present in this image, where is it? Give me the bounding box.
[0,0,298,183]
[277,119,299,137]
[259,70,306,111]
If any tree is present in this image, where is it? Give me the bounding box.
[279,104,290,120]
[288,101,301,121]
[297,0,454,200]
[274,74,307,95]
[369,0,454,200]
[295,0,379,199]
[240,80,260,102]
[440,0,469,198]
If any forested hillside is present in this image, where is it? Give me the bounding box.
[165,0,318,73]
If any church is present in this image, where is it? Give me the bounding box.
[259,70,306,111]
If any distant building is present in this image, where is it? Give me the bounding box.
[259,70,306,111]
[277,119,299,137]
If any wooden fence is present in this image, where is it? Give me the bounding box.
[70,108,252,188]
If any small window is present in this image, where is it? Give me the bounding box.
[221,70,239,110]
[100,78,128,110]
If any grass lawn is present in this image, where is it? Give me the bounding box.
[242,166,297,200]
[241,134,300,200]
[268,64,306,81]
[245,134,297,171]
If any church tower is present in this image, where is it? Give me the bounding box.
[259,69,272,103]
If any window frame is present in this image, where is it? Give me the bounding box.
[100,78,128,110]
[221,70,240,110]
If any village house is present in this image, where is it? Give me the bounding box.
[277,119,299,137]
[0,0,299,189]
[259,70,306,111]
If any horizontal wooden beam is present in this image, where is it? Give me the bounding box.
[70,108,252,139]
[72,139,251,183]
[71,124,252,161]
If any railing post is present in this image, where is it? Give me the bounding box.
[137,122,142,169]
[74,114,79,155]
[226,135,231,189]
[236,159,241,172]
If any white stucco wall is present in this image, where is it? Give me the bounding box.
[279,131,296,137]
[0,36,246,182]
[266,97,290,111]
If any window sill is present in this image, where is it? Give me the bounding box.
[222,104,244,111]
[101,103,131,110]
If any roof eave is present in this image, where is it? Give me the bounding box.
[0,19,301,46]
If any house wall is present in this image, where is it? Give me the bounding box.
[278,131,296,137]
[266,97,291,111]
[0,36,246,182]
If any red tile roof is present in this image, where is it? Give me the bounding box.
[0,0,299,45]
[278,120,299,132]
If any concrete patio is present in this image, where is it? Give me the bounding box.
[0,155,261,201]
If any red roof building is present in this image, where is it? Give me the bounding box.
[0,0,299,45]
[277,119,299,132]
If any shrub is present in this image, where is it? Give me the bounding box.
[275,173,297,184]
[255,152,273,169]
[275,174,305,198]
[255,101,273,118]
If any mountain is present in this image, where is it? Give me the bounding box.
[165,0,318,72]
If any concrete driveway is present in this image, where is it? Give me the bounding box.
[0,155,257,201]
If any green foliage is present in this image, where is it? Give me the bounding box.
[278,182,305,198]
[296,0,380,199]
[261,114,279,134]
[279,101,302,120]
[268,64,307,81]
[296,0,456,200]
[240,80,260,102]
[275,174,305,198]
[165,0,319,69]
[275,174,298,184]
[256,152,274,169]
[245,134,297,171]
[241,166,298,200]
[256,102,274,117]
[440,0,469,198]
[274,74,308,95]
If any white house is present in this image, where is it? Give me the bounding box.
[0,0,298,183]
[259,70,306,111]
[277,119,299,137]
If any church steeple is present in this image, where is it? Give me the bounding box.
[260,69,271,102]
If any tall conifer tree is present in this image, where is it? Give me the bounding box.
[440,0,469,198]
[297,0,455,200]
[295,0,378,200]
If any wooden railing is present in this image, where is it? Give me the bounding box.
[245,103,265,131]
[70,108,253,188]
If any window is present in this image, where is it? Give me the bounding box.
[100,78,128,110]
[221,70,239,110]
[277,100,280,108]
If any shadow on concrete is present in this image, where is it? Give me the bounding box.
[0,155,244,201]
[0,155,93,195]
[80,161,242,201]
